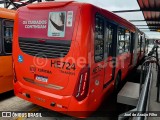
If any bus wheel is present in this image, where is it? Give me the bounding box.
[114,73,121,94]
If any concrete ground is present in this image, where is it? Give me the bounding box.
[0,91,120,120]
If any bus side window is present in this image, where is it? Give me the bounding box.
[95,15,104,62]
[138,33,141,48]
[3,20,13,54]
[130,32,135,52]
[117,27,125,54]
[106,24,114,57]
[124,30,131,52]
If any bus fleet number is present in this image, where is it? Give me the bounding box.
[51,60,76,70]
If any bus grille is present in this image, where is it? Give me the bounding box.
[19,37,71,58]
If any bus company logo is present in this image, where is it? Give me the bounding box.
[38,68,52,74]
[30,65,36,73]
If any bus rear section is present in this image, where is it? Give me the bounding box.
[13,2,97,117]
[0,8,15,93]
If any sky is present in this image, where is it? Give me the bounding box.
[0,0,160,39]
[75,0,160,39]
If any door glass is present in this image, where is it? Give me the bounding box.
[106,24,114,57]
[95,15,104,62]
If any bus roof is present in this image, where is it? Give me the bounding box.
[0,8,16,20]
[100,7,136,32]
[25,1,135,32]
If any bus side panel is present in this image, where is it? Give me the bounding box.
[68,5,105,116]
[0,56,13,93]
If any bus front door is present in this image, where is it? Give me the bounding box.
[0,19,13,93]
[103,23,116,88]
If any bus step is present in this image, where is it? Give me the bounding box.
[117,82,140,106]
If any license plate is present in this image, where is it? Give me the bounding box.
[35,75,48,83]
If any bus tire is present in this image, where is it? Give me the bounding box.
[114,72,121,94]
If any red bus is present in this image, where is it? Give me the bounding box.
[0,8,15,94]
[13,1,145,117]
